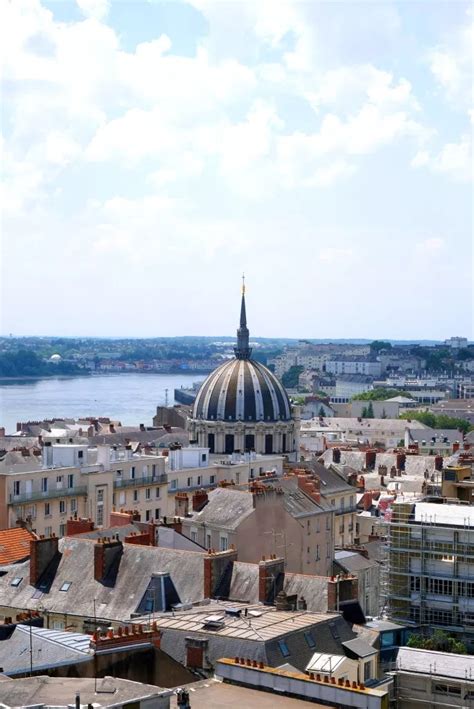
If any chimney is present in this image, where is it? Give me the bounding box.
[259,556,285,603]
[362,492,373,512]
[296,474,321,504]
[332,448,341,464]
[30,536,59,586]
[175,492,189,517]
[66,517,95,536]
[274,590,291,611]
[94,538,123,582]
[109,510,135,527]
[203,548,238,598]
[140,423,145,432]
[192,490,209,512]
[124,531,151,546]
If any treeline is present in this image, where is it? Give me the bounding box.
[400,410,472,435]
[0,350,83,378]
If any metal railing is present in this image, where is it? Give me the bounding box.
[113,474,167,489]
[9,486,88,504]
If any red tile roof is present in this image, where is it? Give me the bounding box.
[0,527,36,566]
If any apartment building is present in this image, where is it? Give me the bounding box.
[387,500,474,649]
[0,444,168,536]
[166,449,284,513]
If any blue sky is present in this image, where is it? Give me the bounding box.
[1,0,472,339]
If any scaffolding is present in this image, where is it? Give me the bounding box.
[386,502,474,641]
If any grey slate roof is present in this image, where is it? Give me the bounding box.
[283,573,328,613]
[394,647,474,679]
[0,537,205,623]
[342,637,378,658]
[191,488,255,530]
[334,551,379,573]
[309,462,354,495]
[0,625,92,675]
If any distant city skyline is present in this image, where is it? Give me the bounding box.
[2,1,472,339]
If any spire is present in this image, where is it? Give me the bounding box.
[234,274,252,360]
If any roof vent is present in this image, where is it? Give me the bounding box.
[202,614,225,630]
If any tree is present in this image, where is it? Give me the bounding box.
[282,365,304,388]
[407,630,467,654]
[400,411,472,434]
[366,402,374,418]
[370,340,392,353]
[352,388,411,401]
[318,406,326,418]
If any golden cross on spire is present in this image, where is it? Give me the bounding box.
[242,272,246,295]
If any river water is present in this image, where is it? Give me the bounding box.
[0,373,206,434]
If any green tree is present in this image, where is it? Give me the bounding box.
[370,340,392,353]
[352,388,411,401]
[407,630,467,654]
[318,406,326,418]
[282,365,304,388]
[400,411,472,434]
[366,402,374,418]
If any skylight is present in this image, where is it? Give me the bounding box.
[60,582,72,592]
[10,577,22,587]
[278,639,290,657]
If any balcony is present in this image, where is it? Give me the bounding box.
[114,474,168,489]
[9,486,88,504]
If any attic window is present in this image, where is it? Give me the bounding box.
[278,639,290,657]
[304,631,316,648]
[60,582,72,592]
[11,577,22,587]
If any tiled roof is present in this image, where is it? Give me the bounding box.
[0,528,35,566]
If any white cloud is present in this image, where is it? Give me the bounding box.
[428,13,473,109]
[415,237,445,253]
[76,0,110,21]
[412,135,472,181]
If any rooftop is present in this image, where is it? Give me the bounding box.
[0,675,169,707]
[394,647,474,680]
[0,528,36,566]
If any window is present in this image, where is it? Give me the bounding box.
[331,499,335,507]
[13,481,20,496]
[146,488,151,500]
[304,631,315,648]
[68,474,74,489]
[201,453,207,463]
[56,475,63,484]
[97,489,104,502]
[340,498,344,510]
[434,684,461,697]
[119,492,125,505]
[155,508,160,519]
[44,502,50,517]
[191,529,197,542]
[59,523,66,537]
[197,476,202,486]
[60,582,71,592]
[170,479,177,490]
[210,475,216,485]
[10,577,23,587]
[130,466,136,479]
[327,542,331,558]
[133,490,139,502]
[278,640,290,657]
[70,498,77,513]
[96,505,104,526]
[45,526,52,537]
[364,662,372,681]
[77,450,83,460]
[326,516,330,530]
[316,544,320,561]
[116,469,122,478]
[152,464,156,476]
[187,477,193,488]
[155,487,160,499]
[59,500,66,514]
[219,535,228,551]
[41,477,48,492]
[206,533,212,550]
[145,510,151,521]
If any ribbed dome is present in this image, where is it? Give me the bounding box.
[192,358,292,422]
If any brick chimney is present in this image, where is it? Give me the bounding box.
[94,537,123,582]
[30,535,59,586]
[124,531,151,546]
[296,474,321,504]
[192,490,209,512]
[175,492,189,517]
[66,517,95,536]
[259,556,285,603]
[109,510,140,526]
[203,548,238,598]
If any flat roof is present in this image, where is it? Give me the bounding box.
[170,678,331,708]
[413,502,474,526]
[0,675,169,705]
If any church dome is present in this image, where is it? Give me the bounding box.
[192,357,292,422]
[192,279,292,423]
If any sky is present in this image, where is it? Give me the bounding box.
[1,0,472,340]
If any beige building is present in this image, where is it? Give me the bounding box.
[181,476,335,576]
[0,443,168,536]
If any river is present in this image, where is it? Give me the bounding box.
[0,373,206,435]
